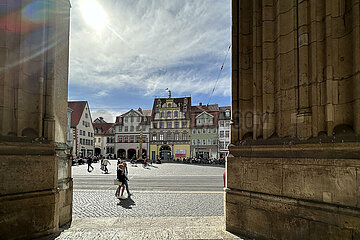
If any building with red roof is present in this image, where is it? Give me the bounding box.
[218,106,231,158]
[93,117,115,157]
[190,103,220,159]
[68,101,94,157]
[114,108,151,159]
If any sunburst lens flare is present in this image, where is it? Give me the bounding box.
[80,0,108,29]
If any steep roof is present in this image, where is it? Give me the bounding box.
[93,122,115,135]
[191,104,219,113]
[190,104,219,127]
[68,101,87,128]
[142,109,152,116]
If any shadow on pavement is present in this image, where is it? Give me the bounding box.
[117,197,136,209]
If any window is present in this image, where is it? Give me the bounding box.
[203,139,206,145]
[174,111,178,117]
[225,110,230,117]
[107,137,110,143]
[220,131,224,138]
[167,111,171,118]
[119,126,122,132]
[225,131,229,137]
[161,112,164,117]
[130,136,134,143]
[192,129,196,134]
[182,133,187,140]
[137,116,141,122]
[208,129,211,133]
[153,123,158,129]
[166,131,172,140]
[197,119,201,124]
[174,122,179,128]
[168,103,171,107]
[80,138,82,144]
[88,132,90,137]
[159,133,164,140]
[152,134,157,141]
[142,136,146,142]
[213,128,217,133]
[136,136,140,142]
[91,140,93,145]
[160,122,164,128]
[130,126,134,132]
[85,113,88,118]
[83,121,85,126]
[79,130,82,135]
[167,122,172,128]
[213,139,217,145]
[202,129,206,134]
[124,136,128,143]
[220,121,224,127]
[125,126,128,132]
[182,122,187,128]
[197,129,201,134]
[207,139,211,145]
[130,116,134,122]
[197,139,201,144]
[98,138,101,143]
[225,121,230,127]
[136,126,140,131]
[124,117,128,123]
[192,140,196,145]
[118,136,123,143]
[175,133,179,140]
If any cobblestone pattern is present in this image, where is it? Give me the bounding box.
[72,162,225,178]
[52,216,242,240]
[73,190,224,218]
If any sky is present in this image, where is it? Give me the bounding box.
[69,0,231,122]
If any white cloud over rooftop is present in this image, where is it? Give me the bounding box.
[69,0,231,99]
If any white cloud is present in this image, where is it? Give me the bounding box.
[69,0,231,97]
[91,109,123,123]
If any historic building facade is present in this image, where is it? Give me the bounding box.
[114,108,151,159]
[227,0,360,239]
[190,104,219,159]
[218,106,231,158]
[68,101,94,157]
[150,95,191,160]
[93,117,115,157]
[0,1,72,239]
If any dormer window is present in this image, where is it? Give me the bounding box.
[225,110,230,117]
[168,103,171,107]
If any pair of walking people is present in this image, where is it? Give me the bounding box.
[116,161,131,199]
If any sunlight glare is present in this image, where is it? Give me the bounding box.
[80,0,108,29]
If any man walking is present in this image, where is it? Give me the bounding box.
[87,155,94,172]
[102,158,111,174]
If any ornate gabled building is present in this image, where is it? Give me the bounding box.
[114,108,151,159]
[93,118,115,157]
[68,101,94,157]
[190,103,219,159]
[150,96,191,161]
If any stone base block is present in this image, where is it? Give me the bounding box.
[0,190,58,240]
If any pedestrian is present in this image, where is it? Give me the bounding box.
[87,155,94,172]
[102,158,111,174]
[116,164,131,198]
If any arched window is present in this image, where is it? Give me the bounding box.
[167,111,171,117]
[161,112,164,117]
[174,111,178,117]
[168,103,171,107]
